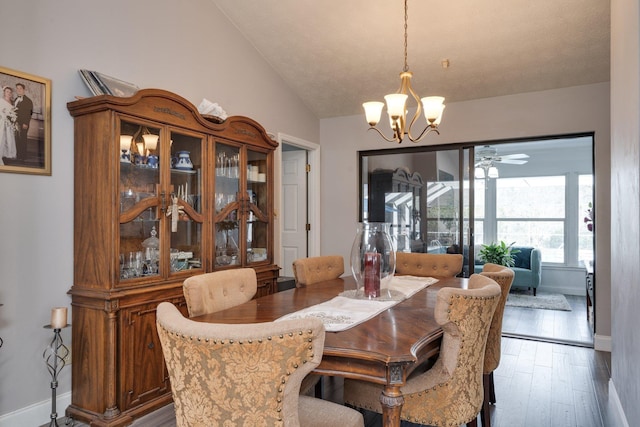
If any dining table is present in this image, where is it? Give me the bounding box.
[191,274,468,427]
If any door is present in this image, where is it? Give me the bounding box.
[461,147,475,277]
[281,148,308,277]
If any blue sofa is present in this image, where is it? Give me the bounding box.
[474,246,542,295]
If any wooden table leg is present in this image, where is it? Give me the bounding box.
[380,385,404,427]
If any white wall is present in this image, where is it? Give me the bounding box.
[0,0,319,420]
[610,0,639,423]
[320,82,612,340]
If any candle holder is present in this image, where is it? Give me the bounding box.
[43,324,70,427]
[350,222,396,299]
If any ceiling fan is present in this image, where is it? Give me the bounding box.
[474,145,529,178]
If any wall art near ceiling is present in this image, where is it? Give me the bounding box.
[0,66,51,175]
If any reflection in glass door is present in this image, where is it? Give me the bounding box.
[422,150,462,258]
[359,149,465,260]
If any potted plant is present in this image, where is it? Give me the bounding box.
[478,241,520,267]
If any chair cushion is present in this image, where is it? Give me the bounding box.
[395,252,463,277]
[293,255,344,286]
[298,395,364,427]
[183,268,257,317]
[512,246,533,269]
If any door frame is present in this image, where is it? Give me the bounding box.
[275,133,321,272]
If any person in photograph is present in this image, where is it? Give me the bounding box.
[0,86,17,164]
[14,82,33,161]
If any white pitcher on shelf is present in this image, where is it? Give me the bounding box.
[174,151,193,170]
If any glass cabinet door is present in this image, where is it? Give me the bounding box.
[118,119,205,282]
[119,119,162,280]
[214,142,241,267]
[246,149,269,264]
[169,130,204,273]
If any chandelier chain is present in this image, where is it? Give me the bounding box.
[403,0,409,72]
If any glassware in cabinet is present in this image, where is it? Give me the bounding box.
[214,142,241,267]
[169,130,204,273]
[246,149,269,264]
[119,120,162,280]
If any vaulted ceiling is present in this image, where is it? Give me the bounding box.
[211,0,610,119]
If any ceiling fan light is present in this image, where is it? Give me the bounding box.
[488,166,499,178]
[363,101,384,126]
[475,167,485,179]
[384,93,408,118]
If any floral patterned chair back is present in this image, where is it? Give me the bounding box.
[343,274,500,427]
[156,302,364,427]
[182,268,257,317]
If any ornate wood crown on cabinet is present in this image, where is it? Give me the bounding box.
[66,89,279,426]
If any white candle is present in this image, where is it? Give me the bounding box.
[51,307,67,329]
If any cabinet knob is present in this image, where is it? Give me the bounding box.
[147,342,155,350]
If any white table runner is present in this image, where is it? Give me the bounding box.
[277,276,438,332]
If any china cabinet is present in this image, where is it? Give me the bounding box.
[368,168,425,252]
[66,89,278,426]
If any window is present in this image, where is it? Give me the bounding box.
[496,176,565,263]
[578,174,594,262]
[472,178,485,245]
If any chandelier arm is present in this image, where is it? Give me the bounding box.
[407,125,440,143]
[405,82,423,141]
[367,126,402,143]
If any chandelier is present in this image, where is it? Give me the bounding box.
[363,0,445,144]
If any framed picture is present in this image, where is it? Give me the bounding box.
[0,66,51,175]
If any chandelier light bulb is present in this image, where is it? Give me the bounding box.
[422,96,445,124]
[384,94,408,119]
[363,102,384,126]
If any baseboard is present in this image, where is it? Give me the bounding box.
[537,285,584,296]
[594,333,612,352]
[502,331,593,348]
[609,379,630,427]
[0,391,70,427]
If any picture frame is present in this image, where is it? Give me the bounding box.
[0,66,51,175]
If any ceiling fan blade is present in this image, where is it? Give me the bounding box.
[498,159,528,165]
[500,153,529,160]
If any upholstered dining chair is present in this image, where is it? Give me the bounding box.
[291,255,344,396]
[156,302,364,427]
[343,274,501,427]
[182,268,257,318]
[479,263,515,427]
[292,255,344,287]
[395,252,463,278]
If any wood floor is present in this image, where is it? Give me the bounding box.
[68,293,615,427]
[502,293,594,346]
